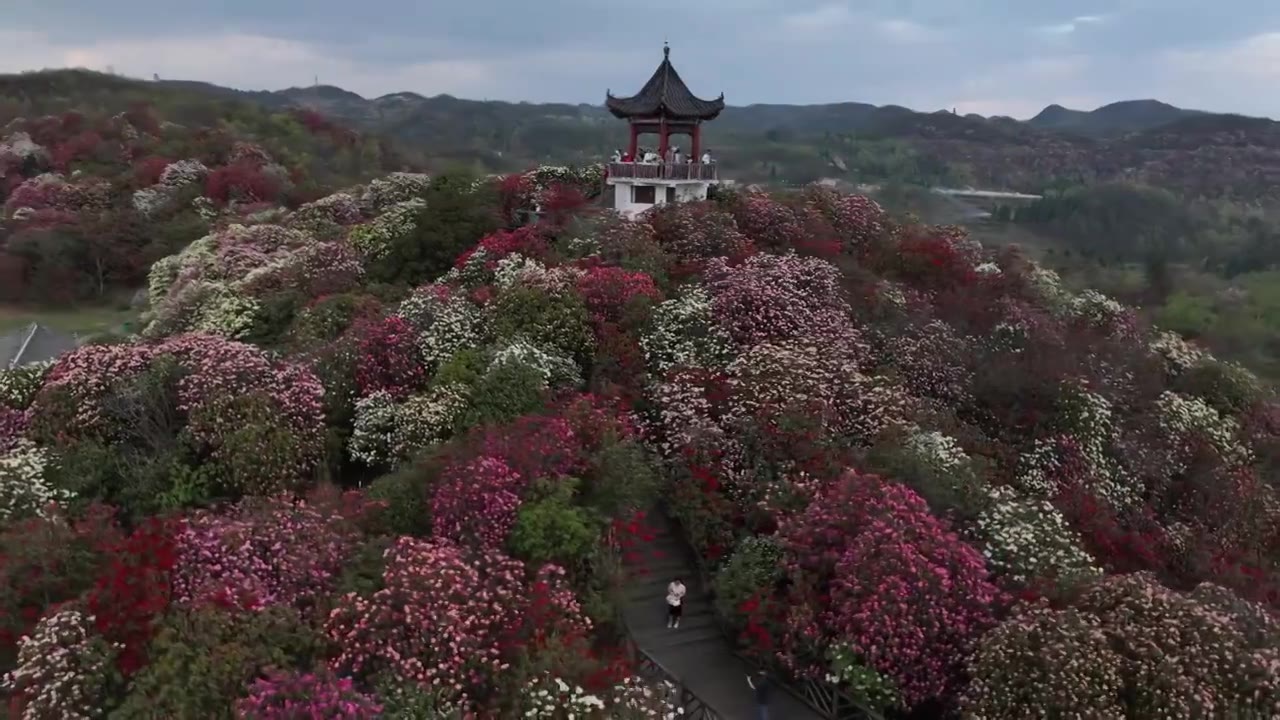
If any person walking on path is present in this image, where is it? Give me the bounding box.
[747,669,771,720]
[666,576,686,628]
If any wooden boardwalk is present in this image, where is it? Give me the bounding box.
[621,514,824,720]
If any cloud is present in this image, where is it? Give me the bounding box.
[1038,14,1109,35]
[781,3,854,33]
[0,29,649,101]
[1154,32,1280,115]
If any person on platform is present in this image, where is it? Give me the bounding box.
[643,149,659,163]
[746,669,772,720]
[701,149,713,164]
[673,147,683,164]
[612,148,622,162]
[666,576,686,629]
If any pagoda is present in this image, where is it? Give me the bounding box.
[604,43,725,218]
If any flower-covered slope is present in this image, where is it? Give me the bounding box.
[0,169,1277,719]
[0,91,414,304]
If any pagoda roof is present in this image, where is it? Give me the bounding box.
[606,45,725,121]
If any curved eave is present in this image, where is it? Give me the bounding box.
[605,92,726,121]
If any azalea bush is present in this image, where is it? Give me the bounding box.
[235,669,382,719]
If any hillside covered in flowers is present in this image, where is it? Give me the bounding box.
[0,161,1277,718]
[0,71,417,304]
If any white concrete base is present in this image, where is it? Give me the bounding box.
[607,179,714,219]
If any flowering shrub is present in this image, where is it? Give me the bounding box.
[348,385,469,467]
[432,455,526,550]
[348,199,424,259]
[641,287,735,373]
[703,253,850,346]
[966,575,1280,718]
[28,334,326,497]
[973,486,1102,588]
[777,471,1003,709]
[325,537,530,707]
[0,440,67,520]
[173,495,361,611]
[1,607,120,720]
[520,673,606,717]
[961,603,1126,719]
[235,669,382,719]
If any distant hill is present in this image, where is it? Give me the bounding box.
[1027,100,1209,137]
[9,69,1280,200]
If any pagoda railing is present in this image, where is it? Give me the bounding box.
[608,162,718,182]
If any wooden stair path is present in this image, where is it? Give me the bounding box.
[621,513,824,720]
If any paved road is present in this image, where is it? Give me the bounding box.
[621,514,823,720]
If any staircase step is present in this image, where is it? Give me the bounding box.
[640,625,724,650]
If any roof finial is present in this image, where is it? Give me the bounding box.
[663,40,670,59]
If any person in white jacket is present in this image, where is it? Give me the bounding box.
[666,577,687,629]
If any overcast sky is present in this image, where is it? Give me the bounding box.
[2,1,1277,119]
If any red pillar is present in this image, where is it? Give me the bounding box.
[691,124,701,161]
[658,117,669,157]
[627,124,638,157]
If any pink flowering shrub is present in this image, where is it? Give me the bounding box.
[29,334,325,495]
[702,253,850,347]
[325,537,528,707]
[802,185,888,254]
[235,669,382,719]
[777,470,1003,710]
[173,495,362,612]
[965,575,1280,718]
[646,202,753,266]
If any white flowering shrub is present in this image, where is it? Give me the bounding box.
[1026,264,1070,313]
[975,486,1103,588]
[1155,391,1252,469]
[1,608,120,720]
[130,186,172,217]
[642,288,735,374]
[521,673,606,718]
[158,159,208,190]
[492,254,548,289]
[359,172,431,212]
[1150,329,1208,376]
[189,286,261,339]
[415,299,489,371]
[350,386,469,467]
[902,427,970,477]
[607,676,682,719]
[826,643,900,712]
[0,360,53,410]
[350,391,400,467]
[488,338,581,389]
[974,261,1002,276]
[0,440,69,520]
[348,198,425,260]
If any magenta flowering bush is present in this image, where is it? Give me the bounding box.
[431,455,526,550]
[173,495,362,611]
[777,470,1003,710]
[235,669,381,719]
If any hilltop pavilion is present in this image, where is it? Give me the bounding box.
[605,44,724,219]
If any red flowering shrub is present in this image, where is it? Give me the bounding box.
[85,516,179,675]
[574,265,662,328]
[205,161,283,204]
[353,315,427,400]
[454,226,550,271]
[646,202,753,267]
